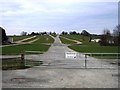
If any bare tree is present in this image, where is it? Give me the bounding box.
[100,29,111,45]
[21,31,27,36]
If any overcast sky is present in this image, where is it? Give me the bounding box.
[0,0,119,35]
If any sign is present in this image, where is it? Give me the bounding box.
[65,52,77,59]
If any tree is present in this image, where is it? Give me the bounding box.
[61,31,68,35]
[21,31,27,36]
[53,32,56,35]
[100,29,112,46]
[81,30,90,36]
[89,36,92,42]
[69,31,77,35]
[41,32,47,35]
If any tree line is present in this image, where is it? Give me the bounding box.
[61,30,90,36]
[1,24,119,46]
[21,31,57,36]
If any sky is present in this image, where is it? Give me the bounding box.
[0,0,119,35]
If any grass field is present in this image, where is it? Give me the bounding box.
[9,36,31,41]
[68,45,118,53]
[2,44,50,55]
[51,34,57,37]
[61,35,118,53]
[2,35,54,55]
[9,35,54,43]
[22,36,38,42]
[59,36,76,44]
[33,35,54,44]
[61,35,89,42]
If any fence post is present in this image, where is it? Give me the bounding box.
[85,54,87,68]
[21,52,25,66]
[21,53,24,60]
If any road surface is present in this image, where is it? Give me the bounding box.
[2,35,118,88]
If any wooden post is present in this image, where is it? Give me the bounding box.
[85,54,87,68]
[21,53,24,60]
[21,52,25,66]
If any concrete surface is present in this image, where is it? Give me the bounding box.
[2,35,118,88]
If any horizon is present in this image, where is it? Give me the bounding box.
[0,0,119,35]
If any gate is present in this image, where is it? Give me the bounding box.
[24,51,119,69]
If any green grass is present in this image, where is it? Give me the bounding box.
[2,58,43,70]
[69,44,119,58]
[2,35,54,55]
[51,34,57,37]
[22,36,38,42]
[8,36,31,41]
[61,35,89,43]
[33,35,54,44]
[62,35,118,53]
[69,44,118,53]
[59,36,76,44]
[63,35,118,56]
[2,44,50,55]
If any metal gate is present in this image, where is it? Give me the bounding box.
[24,51,119,69]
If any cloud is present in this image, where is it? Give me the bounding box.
[1,0,118,16]
[0,0,118,35]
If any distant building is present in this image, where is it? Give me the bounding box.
[91,39,101,43]
[8,37,13,43]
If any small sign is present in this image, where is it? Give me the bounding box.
[65,52,77,59]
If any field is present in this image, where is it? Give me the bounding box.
[59,36,76,44]
[3,34,119,54]
[2,35,54,55]
[51,34,57,37]
[2,44,50,55]
[9,35,31,41]
[60,35,89,42]
[61,35,118,53]
[22,36,38,42]
[69,45,118,53]
[33,35,54,44]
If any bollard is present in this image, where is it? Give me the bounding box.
[85,54,87,68]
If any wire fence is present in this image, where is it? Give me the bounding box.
[24,51,119,69]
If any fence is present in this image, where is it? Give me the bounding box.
[24,51,119,69]
[82,53,119,69]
